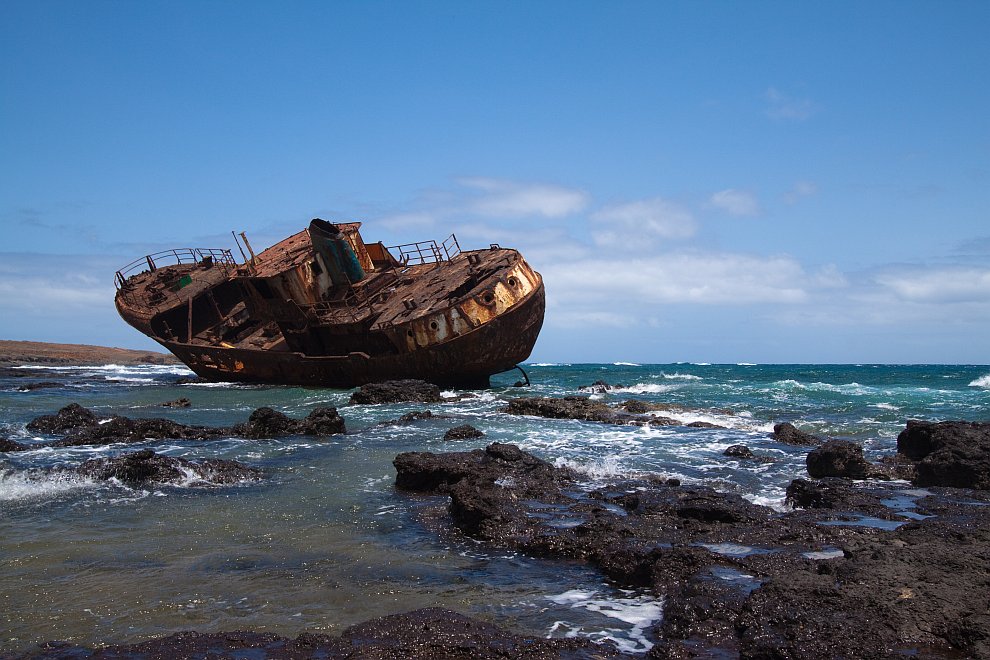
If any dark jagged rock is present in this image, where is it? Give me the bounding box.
[0,437,28,452]
[349,379,443,405]
[724,444,754,459]
[234,406,346,438]
[26,403,98,434]
[397,410,436,423]
[443,424,484,440]
[807,439,878,479]
[26,404,345,447]
[686,420,724,429]
[22,607,622,659]
[77,449,261,486]
[621,399,654,414]
[770,421,823,446]
[235,407,296,438]
[897,420,990,489]
[160,397,191,408]
[298,406,347,436]
[505,395,667,426]
[53,416,227,447]
[392,442,990,659]
[17,381,62,391]
[784,477,893,514]
[173,376,208,385]
[394,442,571,494]
[578,379,617,393]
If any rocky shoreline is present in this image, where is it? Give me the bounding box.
[0,340,178,367]
[3,381,989,658]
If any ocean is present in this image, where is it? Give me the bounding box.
[2,362,988,654]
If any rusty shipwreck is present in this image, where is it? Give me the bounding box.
[114,220,544,388]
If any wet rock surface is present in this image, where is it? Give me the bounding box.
[160,397,191,408]
[15,403,347,450]
[349,379,443,405]
[443,424,484,440]
[234,406,347,439]
[770,421,823,446]
[0,437,28,452]
[505,395,678,426]
[393,442,990,659]
[14,607,621,659]
[16,382,63,391]
[76,448,262,486]
[807,439,879,479]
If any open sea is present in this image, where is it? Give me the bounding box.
[2,362,989,654]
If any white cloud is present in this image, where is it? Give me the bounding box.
[543,252,809,307]
[457,177,589,218]
[875,267,990,303]
[765,87,818,121]
[784,180,818,204]
[591,197,696,243]
[710,189,760,216]
[550,310,636,329]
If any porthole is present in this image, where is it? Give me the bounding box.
[483,291,495,304]
[508,277,518,287]
[407,329,414,338]
[430,321,439,330]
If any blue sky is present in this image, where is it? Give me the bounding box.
[2,1,988,364]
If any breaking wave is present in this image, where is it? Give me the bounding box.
[969,374,990,388]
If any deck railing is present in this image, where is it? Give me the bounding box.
[114,248,237,289]
[387,234,461,265]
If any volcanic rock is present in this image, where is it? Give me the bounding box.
[24,607,621,658]
[806,440,877,479]
[26,403,99,434]
[0,437,28,452]
[897,420,990,489]
[349,379,443,405]
[77,448,261,486]
[17,381,62,391]
[771,421,823,446]
[443,424,484,440]
[724,444,754,459]
[161,397,191,408]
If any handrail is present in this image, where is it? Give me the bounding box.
[114,248,237,289]
[386,234,460,265]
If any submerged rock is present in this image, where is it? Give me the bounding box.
[443,424,484,440]
[0,437,28,452]
[161,397,191,408]
[17,381,62,391]
[349,379,443,405]
[77,448,261,486]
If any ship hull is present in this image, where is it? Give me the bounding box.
[157,282,545,389]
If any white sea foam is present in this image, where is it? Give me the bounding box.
[614,383,679,395]
[737,362,757,366]
[547,589,664,653]
[658,372,702,381]
[969,374,990,388]
[553,455,626,480]
[613,362,640,367]
[0,469,97,502]
[872,403,900,411]
[692,362,711,366]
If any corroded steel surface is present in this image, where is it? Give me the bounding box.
[114,220,544,388]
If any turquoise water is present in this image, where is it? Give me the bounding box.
[1,362,988,653]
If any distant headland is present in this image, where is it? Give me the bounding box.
[0,339,179,366]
